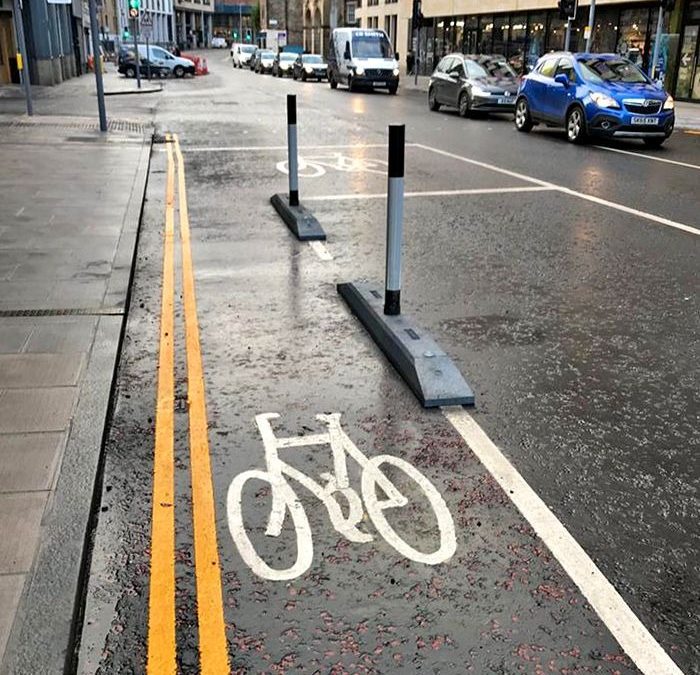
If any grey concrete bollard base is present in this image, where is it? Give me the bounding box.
[271,193,326,241]
[337,281,475,408]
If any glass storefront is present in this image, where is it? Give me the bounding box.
[675,0,700,99]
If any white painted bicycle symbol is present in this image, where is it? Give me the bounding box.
[275,152,388,177]
[227,413,457,581]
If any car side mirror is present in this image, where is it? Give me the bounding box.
[344,49,351,60]
[449,71,459,79]
[395,52,399,61]
[554,73,570,87]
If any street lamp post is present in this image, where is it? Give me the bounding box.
[88,0,107,131]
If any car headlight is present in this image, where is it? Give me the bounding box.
[392,68,400,77]
[471,86,491,97]
[663,95,674,110]
[355,66,365,76]
[590,91,620,109]
[305,66,313,73]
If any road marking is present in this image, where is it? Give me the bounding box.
[173,135,230,674]
[277,153,388,177]
[443,406,683,675]
[593,144,700,170]
[15,207,25,217]
[309,240,333,260]
[684,130,700,136]
[304,186,556,202]
[181,143,397,152]
[227,413,456,581]
[415,143,700,237]
[147,134,176,675]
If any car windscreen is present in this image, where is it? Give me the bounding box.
[480,57,517,78]
[242,46,255,53]
[280,53,296,60]
[464,60,489,79]
[351,31,393,59]
[302,55,324,64]
[578,58,649,84]
[261,51,274,58]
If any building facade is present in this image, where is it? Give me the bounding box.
[300,0,343,53]
[212,0,252,39]
[261,0,304,47]
[175,0,213,47]
[357,0,700,101]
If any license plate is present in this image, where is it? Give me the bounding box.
[373,81,387,87]
[498,96,515,105]
[631,116,659,125]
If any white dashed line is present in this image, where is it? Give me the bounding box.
[443,406,683,675]
[304,186,555,202]
[308,240,333,260]
[593,144,700,170]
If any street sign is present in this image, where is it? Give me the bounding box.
[47,0,72,5]
[141,10,152,27]
[141,24,152,39]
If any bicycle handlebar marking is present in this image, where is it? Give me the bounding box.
[275,153,388,178]
[227,412,457,581]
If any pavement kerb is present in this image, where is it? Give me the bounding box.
[0,135,153,675]
[104,86,163,96]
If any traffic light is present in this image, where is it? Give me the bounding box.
[660,0,674,10]
[232,29,239,39]
[558,0,577,19]
[411,0,424,30]
[122,28,131,39]
[244,28,252,41]
[128,0,140,19]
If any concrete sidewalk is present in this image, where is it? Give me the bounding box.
[0,108,152,672]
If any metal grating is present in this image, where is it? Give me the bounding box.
[0,119,147,133]
[0,307,124,317]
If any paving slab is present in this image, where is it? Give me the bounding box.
[0,388,77,433]
[0,492,48,573]
[0,433,66,492]
[0,576,24,660]
[0,353,85,388]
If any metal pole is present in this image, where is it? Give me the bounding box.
[11,0,33,115]
[146,34,151,79]
[286,94,299,207]
[585,0,596,52]
[413,29,418,85]
[384,124,405,317]
[650,4,664,80]
[133,17,141,88]
[564,19,571,51]
[88,0,107,131]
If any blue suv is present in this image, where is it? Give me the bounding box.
[514,52,675,147]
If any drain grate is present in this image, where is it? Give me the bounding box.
[0,119,147,133]
[0,307,124,317]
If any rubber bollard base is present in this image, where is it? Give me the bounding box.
[271,193,326,241]
[337,281,475,408]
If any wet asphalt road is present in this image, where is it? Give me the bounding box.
[78,54,699,674]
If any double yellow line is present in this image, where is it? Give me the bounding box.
[147,134,230,674]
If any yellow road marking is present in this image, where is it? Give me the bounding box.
[147,134,177,675]
[173,134,231,674]
[685,130,700,136]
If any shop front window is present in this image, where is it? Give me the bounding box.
[675,24,699,98]
[435,19,446,61]
[527,13,546,70]
[493,15,509,56]
[463,15,478,54]
[618,8,651,68]
[454,19,465,54]
[509,14,527,72]
[479,16,493,54]
[547,12,566,52]
[589,7,619,53]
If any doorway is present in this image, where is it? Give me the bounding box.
[675,24,699,100]
[0,12,15,85]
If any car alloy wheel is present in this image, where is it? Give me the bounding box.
[459,92,471,118]
[566,106,587,144]
[125,66,136,78]
[174,65,185,78]
[514,98,532,132]
[428,87,440,111]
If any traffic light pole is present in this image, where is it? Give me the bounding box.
[11,0,33,116]
[88,0,107,131]
[650,4,664,80]
[564,20,571,50]
[585,0,596,51]
[133,17,141,89]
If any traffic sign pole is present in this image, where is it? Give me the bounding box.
[650,4,664,80]
[133,18,141,88]
[11,0,33,116]
[88,0,107,131]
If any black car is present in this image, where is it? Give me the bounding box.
[428,54,520,117]
[117,47,167,78]
[292,53,327,81]
[273,52,297,77]
[254,50,275,73]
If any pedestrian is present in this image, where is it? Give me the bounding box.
[406,50,415,75]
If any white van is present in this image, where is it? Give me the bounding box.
[232,43,256,68]
[137,45,195,77]
[327,28,399,94]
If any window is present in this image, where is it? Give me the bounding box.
[539,57,558,77]
[464,59,488,78]
[447,58,464,77]
[346,1,356,24]
[479,16,493,54]
[436,56,450,73]
[555,57,576,82]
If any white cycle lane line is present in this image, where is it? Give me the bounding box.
[414,143,700,237]
[593,143,700,171]
[442,406,683,675]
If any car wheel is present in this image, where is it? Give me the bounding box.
[125,66,136,78]
[388,84,398,95]
[458,91,471,118]
[348,75,355,92]
[514,97,533,132]
[566,105,587,144]
[329,73,338,89]
[174,65,185,78]
[643,137,665,148]
[301,71,306,81]
[428,86,441,111]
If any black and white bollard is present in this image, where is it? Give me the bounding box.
[271,94,326,241]
[337,124,475,408]
[384,125,405,316]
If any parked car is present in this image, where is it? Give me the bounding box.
[273,52,298,77]
[249,48,263,71]
[514,52,675,147]
[255,50,275,74]
[327,27,399,94]
[232,43,256,68]
[117,47,168,78]
[428,54,520,116]
[293,53,328,81]
[211,36,227,49]
[136,44,195,77]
